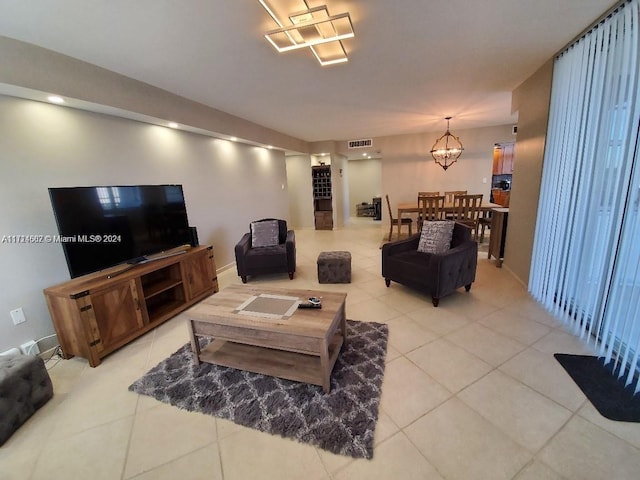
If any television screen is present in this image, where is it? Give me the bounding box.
[49,185,191,278]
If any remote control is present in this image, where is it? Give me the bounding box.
[298,297,322,309]
[298,302,322,309]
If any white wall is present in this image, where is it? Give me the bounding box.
[285,154,314,229]
[0,95,290,352]
[331,154,348,228]
[286,154,351,229]
[348,158,382,216]
[0,36,309,155]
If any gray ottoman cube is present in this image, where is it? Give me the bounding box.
[317,251,352,283]
[0,355,53,445]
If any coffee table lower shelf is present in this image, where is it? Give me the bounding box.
[196,334,344,391]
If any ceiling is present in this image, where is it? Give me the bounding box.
[0,0,617,143]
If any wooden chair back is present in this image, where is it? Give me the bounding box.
[452,194,483,239]
[444,190,467,205]
[385,194,394,220]
[385,194,413,240]
[417,191,440,202]
[418,195,445,229]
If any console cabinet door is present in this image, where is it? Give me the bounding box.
[183,250,214,300]
[89,278,144,350]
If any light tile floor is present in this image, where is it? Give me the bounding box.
[3,219,640,479]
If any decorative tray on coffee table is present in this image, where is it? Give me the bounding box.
[233,293,301,320]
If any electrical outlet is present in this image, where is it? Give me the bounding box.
[10,307,26,325]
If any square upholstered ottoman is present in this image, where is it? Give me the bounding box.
[0,355,53,445]
[317,251,352,283]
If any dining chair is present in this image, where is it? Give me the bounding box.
[444,190,468,219]
[417,195,445,231]
[417,191,440,225]
[444,190,467,205]
[452,193,483,240]
[478,214,492,243]
[385,194,413,241]
[417,191,440,201]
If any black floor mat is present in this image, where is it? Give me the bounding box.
[554,353,640,422]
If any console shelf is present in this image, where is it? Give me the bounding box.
[143,276,184,299]
[147,298,186,324]
[44,245,218,367]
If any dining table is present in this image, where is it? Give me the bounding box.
[395,201,502,239]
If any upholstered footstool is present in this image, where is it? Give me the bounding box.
[317,251,352,283]
[0,355,53,445]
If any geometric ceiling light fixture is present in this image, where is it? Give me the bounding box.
[265,9,354,52]
[430,117,464,171]
[257,0,354,66]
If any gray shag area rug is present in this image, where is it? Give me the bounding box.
[129,320,388,459]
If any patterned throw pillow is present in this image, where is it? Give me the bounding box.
[251,220,280,247]
[417,220,455,254]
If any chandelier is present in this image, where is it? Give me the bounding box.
[430,117,463,171]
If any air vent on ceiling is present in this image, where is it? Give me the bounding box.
[348,138,373,149]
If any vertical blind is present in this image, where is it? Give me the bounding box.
[529,0,640,392]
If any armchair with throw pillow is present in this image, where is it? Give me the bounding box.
[382,221,477,306]
[235,218,296,283]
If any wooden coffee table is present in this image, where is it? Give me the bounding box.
[185,285,347,393]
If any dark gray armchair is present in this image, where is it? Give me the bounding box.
[382,222,477,306]
[235,218,296,283]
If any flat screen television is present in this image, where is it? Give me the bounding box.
[49,184,191,278]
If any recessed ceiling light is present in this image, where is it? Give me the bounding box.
[168,122,179,128]
[47,95,65,104]
[230,136,238,142]
[267,145,273,149]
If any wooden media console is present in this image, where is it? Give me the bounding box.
[44,245,218,367]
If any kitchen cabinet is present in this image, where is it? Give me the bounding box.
[493,142,515,174]
[492,189,511,207]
